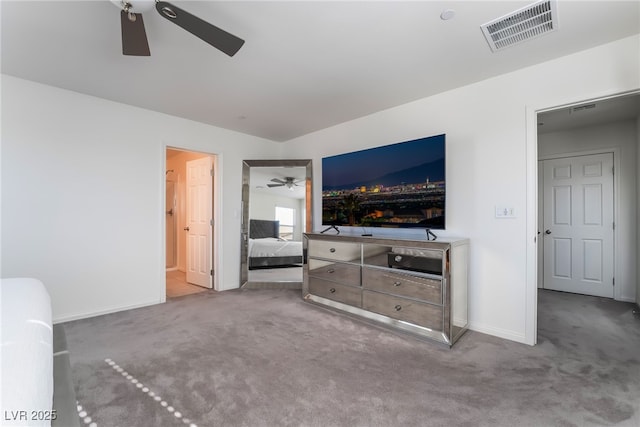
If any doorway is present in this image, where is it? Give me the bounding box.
[533,91,640,344]
[165,148,218,298]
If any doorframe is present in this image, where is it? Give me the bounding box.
[537,149,618,298]
[162,145,220,302]
[525,89,639,346]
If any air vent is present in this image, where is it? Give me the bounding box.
[571,104,596,113]
[481,0,558,52]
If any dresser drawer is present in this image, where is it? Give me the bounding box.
[362,290,443,330]
[308,278,362,307]
[387,252,442,275]
[362,267,442,304]
[307,239,361,262]
[308,259,360,286]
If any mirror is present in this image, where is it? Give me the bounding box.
[241,159,312,288]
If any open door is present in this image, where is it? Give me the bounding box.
[186,156,213,288]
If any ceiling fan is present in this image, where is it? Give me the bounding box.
[112,0,244,57]
[267,177,304,191]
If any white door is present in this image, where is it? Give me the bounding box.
[542,153,614,298]
[537,161,544,289]
[166,181,176,268]
[186,157,213,288]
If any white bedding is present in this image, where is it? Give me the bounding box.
[249,238,302,258]
[1,278,53,427]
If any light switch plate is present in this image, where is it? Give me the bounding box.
[495,206,516,218]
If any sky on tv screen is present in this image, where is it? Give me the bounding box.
[322,134,445,190]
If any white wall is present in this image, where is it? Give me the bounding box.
[637,114,640,306]
[282,35,640,344]
[538,120,638,302]
[1,75,280,322]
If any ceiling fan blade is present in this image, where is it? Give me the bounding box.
[155,1,245,57]
[267,183,284,188]
[121,10,150,56]
[270,178,286,184]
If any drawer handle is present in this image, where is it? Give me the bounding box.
[394,304,402,311]
[329,288,336,293]
[327,269,335,274]
[394,255,402,262]
[393,281,402,287]
[329,248,336,253]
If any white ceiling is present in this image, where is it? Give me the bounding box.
[2,1,639,142]
[538,93,640,134]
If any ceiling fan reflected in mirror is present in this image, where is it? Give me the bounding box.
[111,0,245,57]
[267,177,304,191]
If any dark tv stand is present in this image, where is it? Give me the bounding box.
[320,225,340,234]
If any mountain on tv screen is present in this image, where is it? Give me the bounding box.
[322,134,445,229]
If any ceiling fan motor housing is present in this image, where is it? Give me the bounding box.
[111,0,156,14]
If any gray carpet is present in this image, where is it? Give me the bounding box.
[63,289,640,427]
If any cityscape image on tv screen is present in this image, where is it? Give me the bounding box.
[322,134,445,229]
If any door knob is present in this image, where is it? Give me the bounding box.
[184,226,190,231]
[545,230,551,234]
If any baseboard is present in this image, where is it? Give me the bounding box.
[468,322,528,345]
[53,299,162,324]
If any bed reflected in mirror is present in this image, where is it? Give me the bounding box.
[241,160,312,288]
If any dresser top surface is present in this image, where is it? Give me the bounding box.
[305,232,468,249]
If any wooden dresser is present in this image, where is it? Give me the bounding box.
[303,233,469,347]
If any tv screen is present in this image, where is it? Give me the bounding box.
[322,134,445,229]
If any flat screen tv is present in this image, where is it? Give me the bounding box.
[322,134,445,229]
